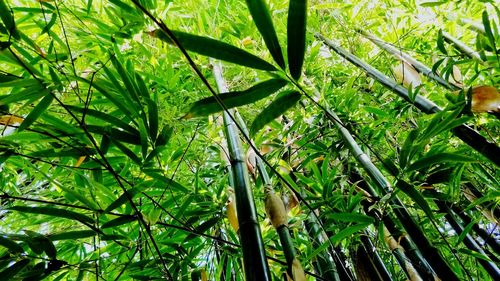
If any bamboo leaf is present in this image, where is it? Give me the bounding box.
[110,139,142,165]
[185,78,288,118]
[0,0,19,39]
[104,187,141,213]
[396,180,434,220]
[329,223,370,245]
[287,0,307,80]
[18,91,54,131]
[8,206,94,225]
[65,105,139,135]
[437,30,447,55]
[48,230,96,241]
[86,125,140,145]
[150,30,277,71]
[482,11,496,51]
[24,230,57,259]
[147,97,158,141]
[250,90,301,136]
[407,152,476,172]
[0,235,24,254]
[328,212,375,224]
[101,216,136,229]
[244,0,285,68]
[0,259,29,279]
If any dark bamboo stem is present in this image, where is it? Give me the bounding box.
[213,62,271,281]
[360,234,394,281]
[436,201,500,279]
[315,33,500,167]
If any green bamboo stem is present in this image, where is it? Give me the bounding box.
[315,33,500,167]
[356,29,459,91]
[304,213,342,281]
[301,79,459,279]
[213,62,271,281]
[436,201,500,279]
[441,31,484,63]
[382,226,423,281]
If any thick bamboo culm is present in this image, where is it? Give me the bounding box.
[441,31,484,63]
[302,78,455,280]
[212,62,271,281]
[458,18,486,34]
[360,234,393,281]
[233,111,306,281]
[315,33,500,167]
[356,29,459,91]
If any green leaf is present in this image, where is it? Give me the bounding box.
[420,1,447,7]
[328,212,375,224]
[101,216,136,229]
[455,220,475,247]
[250,90,301,136]
[437,29,447,55]
[155,125,173,147]
[9,206,94,225]
[185,78,288,118]
[150,29,276,71]
[287,0,307,80]
[104,187,141,213]
[329,223,370,245]
[48,230,96,241]
[0,0,19,39]
[0,235,24,254]
[244,0,285,68]
[86,125,140,145]
[482,11,497,51]
[111,139,141,165]
[18,90,54,131]
[147,98,158,141]
[0,259,30,279]
[24,230,57,259]
[407,152,476,172]
[396,180,434,220]
[65,105,139,135]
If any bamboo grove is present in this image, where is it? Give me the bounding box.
[0,0,499,280]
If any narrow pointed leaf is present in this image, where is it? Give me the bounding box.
[101,216,136,229]
[250,90,301,136]
[24,230,57,259]
[287,0,307,80]
[244,0,285,68]
[48,230,96,241]
[65,105,139,135]
[104,187,141,212]
[407,152,477,172]
[0,259,29,279]
[396,180,434,220]
[185,78,288,118]
[9,206,94,225]
[0,0,19,39]
[150,30,276,71]
[0,236,24,254]
[18,91,54,131]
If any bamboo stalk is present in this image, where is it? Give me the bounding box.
[436,201,500,279]
[233,111,307,281]
[304,212,342,281]
[213,62,271,281]
[302,77,455,280]
[441,31,484,63]
[383,226,423,281]
[315,33,500,167]
[356,29,459,91]
[360,234,394,281]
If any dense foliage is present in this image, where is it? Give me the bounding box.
[0,0,499,280]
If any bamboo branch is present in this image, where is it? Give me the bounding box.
[441,31,484,63]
